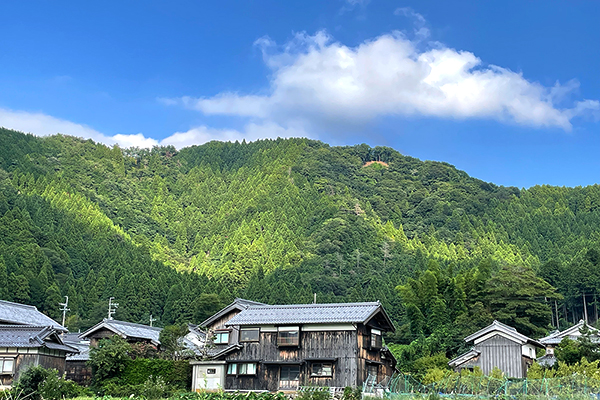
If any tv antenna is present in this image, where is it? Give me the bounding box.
[108,297,118,320]
[149,314,157,327]
[59,296,70,327]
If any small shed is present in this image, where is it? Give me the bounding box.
[449,320,544,378]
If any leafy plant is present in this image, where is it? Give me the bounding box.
[89,336,132,383]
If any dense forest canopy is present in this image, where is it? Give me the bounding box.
[1,127,600,369]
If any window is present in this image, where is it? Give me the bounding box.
[370,329,382,349]
[311,362,333,377]
[207,369,216,374]
[279,365,300,388]
[0,358,14,374]
[240,328,260,342]
[367,364,378,378]
[227,363,257,375]
[277,327,300,346]
[214,331,229,344]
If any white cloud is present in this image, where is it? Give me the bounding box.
[0,107,159,148]
[0,107,306,150]
[162,122,308,148]
[175,29,599,131]
[339,0,371,14]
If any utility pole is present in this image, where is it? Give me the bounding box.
[149,314,157,327]
[107,297,118,320]
[555,300,560,330]
[583,293,589,324]
[313,293,317,304]
[59,296,70,328]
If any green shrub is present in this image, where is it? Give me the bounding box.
[14,365,52,400]
[38,373,90,400]
[297,387,331,400]
[12,365,88,400]
[88,336,132,383]
[342,386,361,400]
[119,358,192,388]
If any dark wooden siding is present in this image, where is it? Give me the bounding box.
[1,352,67,386]
[357,325,395,384]
[208,310,242,348]
[474,335,524,378]
[66,360,92,385]
[88,328,120,347]
[225,330,359,389]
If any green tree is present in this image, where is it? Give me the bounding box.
[88,336,132,382]
[192,293,225,325]
[0,256,8,300]
[158,324,190,360]
[485,264,561,337]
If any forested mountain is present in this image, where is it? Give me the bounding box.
[1,127,600,369]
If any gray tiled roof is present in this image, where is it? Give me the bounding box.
[464,320,543,348]
[65,341,90,361]
[201,298,267,328]
[80,319,162,345]
[539,320,600,345]
[0,325,77,353]
[226,302,383,326]
[0,300,66,331]
[448,349,481,367]
[63,333,91,361]
[62,333,85,343]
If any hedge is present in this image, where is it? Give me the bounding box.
[118,359,192,388]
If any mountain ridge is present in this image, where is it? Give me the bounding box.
[1,127,599,369]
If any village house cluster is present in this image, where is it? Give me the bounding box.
[0,297,597,391]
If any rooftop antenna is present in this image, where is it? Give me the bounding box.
[108,297,118,320]
[149,314,157,327]
[59,296,70,327]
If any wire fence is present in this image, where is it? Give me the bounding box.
[384,372,600,398]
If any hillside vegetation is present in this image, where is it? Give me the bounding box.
[1,128,600,369]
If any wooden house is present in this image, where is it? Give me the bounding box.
[79,319,162,348]
[0,300,77,388]
[449,320,544,378]
[192,300,396,392]
[537,320,600,367]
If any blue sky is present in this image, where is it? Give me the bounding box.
[0,1,598,188]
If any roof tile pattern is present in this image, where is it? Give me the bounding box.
[81,319,162,345]
[0,325,77,352]
[226,302,382,326]
[0,300,66,331]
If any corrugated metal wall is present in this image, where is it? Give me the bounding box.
[474,335,524,378]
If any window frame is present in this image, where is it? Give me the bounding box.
[0,357,15,375]
[279,365,301,389]
[310,362,333,377]
[213,330,230,345]
[240,327,260,343]
[277,326,300,347]
[370,328,382,349]
[227,362,257,376]
[367,363,378,378]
